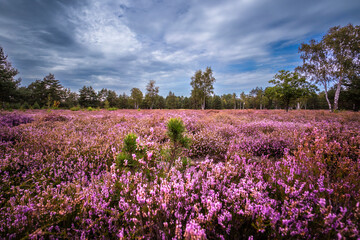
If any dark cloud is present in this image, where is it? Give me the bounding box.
[0,0,359,96]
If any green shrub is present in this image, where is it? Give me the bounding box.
[70,106,81,111]
[123,133,138,153]
[116,133,146,169]
[11,103,21,109]
[104,100,110,109]
[32,102,40,109]
[166,118,191,172]
[2,102,12,110]
[22,102,30,109]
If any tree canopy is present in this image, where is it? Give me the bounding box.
[190,67,215,110]
[79,86,98,108]
[268,70,318,111]
[298,24,360,111]
[0,46,20,106]
[145,80,159,110]
[130,88,143,109]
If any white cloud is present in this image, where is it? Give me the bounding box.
[69,0,141,58]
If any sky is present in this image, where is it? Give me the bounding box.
[0,0,360,96]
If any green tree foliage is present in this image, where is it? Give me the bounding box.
[27,73,64,107]
[32,102,40,109]
[249,87,268,109]
[298,24,360,111]
[97,88,118,108]
[145,80,159,109]
[297,40,333,111]
[166,91,177,109]
[79,86,98,107]
[190,67,216,110]
[344,75,360,111]
[106,90,118,108]
[97,88,109,107]
[268,70,318,111]
[324,24,359,111]
[116,133,144,169]
[239,92,247,109]
[62,88,78,108]
[27,80,45,106]
[130,88,143,109]
[156,95,166,109]
[221,94,233,109]
[44,74,64,103]
[264,87,280,109]
[213,95,222,109]
[118,93,130,109]
[0,46,20,107]
[232,93,237,109]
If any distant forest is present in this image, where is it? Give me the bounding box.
[1,25,359,111]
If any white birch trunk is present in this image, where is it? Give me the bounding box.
[333,76,342,111]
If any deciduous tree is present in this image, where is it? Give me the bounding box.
[130,88,143,109]
[324,24,360,111]
[297,40,333,111]
[268,70,318,112]
[145,80,159,109]
[166,91,177,109]
[298,24,360,111]
[190,67,215,110]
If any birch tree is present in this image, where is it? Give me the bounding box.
[324,24,360,111]
[190,67,215,110]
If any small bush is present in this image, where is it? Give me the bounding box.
[32,102,40,109]
[123,133,138,153]
[116,133,146,169]
[20,102,30,110]
[70,106,81,111]
[166,118,191,171]
[104,100,110,109]
[52,100,60,109]
[11,103,21,109]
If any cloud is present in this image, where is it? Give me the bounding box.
[69,0,142,58]
[0,0,359,96]
[214,70,276,95]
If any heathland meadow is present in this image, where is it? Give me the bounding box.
[0,109,359,239]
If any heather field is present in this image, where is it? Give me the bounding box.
[0,109,360,239]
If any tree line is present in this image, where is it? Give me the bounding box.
[1,24,359,111]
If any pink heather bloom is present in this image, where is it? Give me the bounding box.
[117,228,124,239]
[184,220,207,239]
[319,198,326,208]
[337,233,342,240]
[147,151,153,160]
